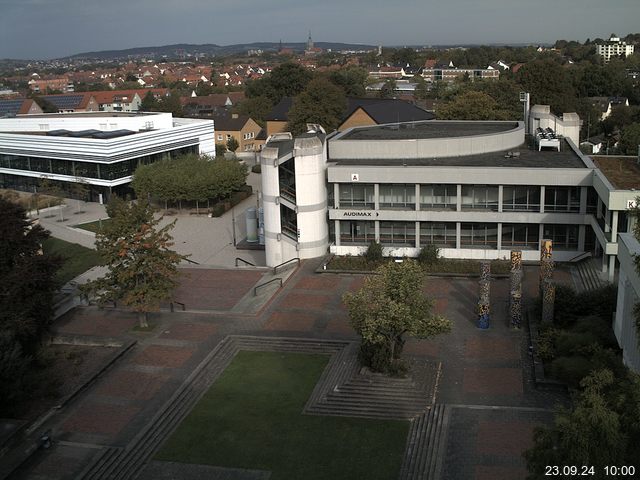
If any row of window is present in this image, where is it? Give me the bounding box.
[338,221,579,250]
[337,184,593,213]
[0,146,197,181]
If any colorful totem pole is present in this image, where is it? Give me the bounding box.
[477,261,491,329]
[509,250,523,328]
[539,239,555,323]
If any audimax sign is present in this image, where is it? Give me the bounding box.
[343,211,379,217]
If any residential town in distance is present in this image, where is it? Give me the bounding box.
[1,29,640,480]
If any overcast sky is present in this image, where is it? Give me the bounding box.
[1,0,639,60]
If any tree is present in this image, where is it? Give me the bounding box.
[215,143,227,157]
[0,197,60,353]
[524,369,632,476]
[437,90,511,120]
[619,123,640,155]
[329,66,368,97]
[140,91,159,111]
[378,79,397,99]
[157,90,183,117]
[343,261,451,373]
[286,77,347,135]
[83,198,185,328]
[515,59,577,115]
[226,136,239,153]
[234,95,273,126]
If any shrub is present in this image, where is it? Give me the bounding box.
[570,316,618,349]
[536,326,560,361]
[553,284,618,327]
[364,241,383,263]
[549,355,595,387]
[554,331,602,357]
[211,203,226,217]
[417,244,440,266]
[251,164,261,174]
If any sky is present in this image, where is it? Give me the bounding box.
[1,0,639,60]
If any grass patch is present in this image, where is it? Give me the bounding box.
[73,218,111,233]
[327,255,510,275]
[42,238,102,284]
[131,322,156,332]
[156,351,409,480]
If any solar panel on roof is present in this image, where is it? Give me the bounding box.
[47,129,72,136]
[0,100,24,116]
[69,129,101,138]
[91,129,135,139]
[43,95,84,109]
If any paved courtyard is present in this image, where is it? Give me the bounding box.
[8,259,568,480]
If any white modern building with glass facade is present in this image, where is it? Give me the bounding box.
[0,112,215,201]
[260,108,640,283]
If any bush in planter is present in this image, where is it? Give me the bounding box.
[211,203,226,217]
[251,164,261,174]
[364,241,383,263]
[417,244,440,266]
[549,355,595,387]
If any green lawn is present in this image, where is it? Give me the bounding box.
[73,218,111,233]
[43,238,102,284]
[156,351,409,480]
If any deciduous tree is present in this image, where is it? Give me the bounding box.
[286,77,347,135]
[343,261,451,373]
[83,198,185,328]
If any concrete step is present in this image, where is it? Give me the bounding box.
[398,404,450,480]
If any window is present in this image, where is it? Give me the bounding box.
[339,184,375,209]
[586,187,598,214]
[543,224,578,250]
[502,224,538,249]
[420,185,456,210]
[502,186,540,211]
[379,222,415,247]
[420,222,456,247]
[280,205,297,240]
[544,187,580,212]
[460,223,498,249]
[461,186,499,211]
[340,221,375,245]
[378,184,415,209]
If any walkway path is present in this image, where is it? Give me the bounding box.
[7,259,567,480]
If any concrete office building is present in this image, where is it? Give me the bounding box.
[0,112,215,201]
[259,107,640,283]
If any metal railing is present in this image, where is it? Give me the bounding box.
[254,277,283,296]
[568,251,593,263]
[235,257,255,267]
[183,257,200,265]
[170,301,185,312]
[273,257,300,275]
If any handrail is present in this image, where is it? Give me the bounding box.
[183,257,200,265]
[170,301,186,312]
[568,251,592,263]
[254,277,283,296]
[273,257,300,275]
[235,257,255,267]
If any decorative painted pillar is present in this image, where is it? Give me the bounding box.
[477,261,491,329]
[539,239,555,323]
[509,250,523,328]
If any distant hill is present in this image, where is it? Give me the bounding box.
[67,42,378,60]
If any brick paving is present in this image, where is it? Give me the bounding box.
[172,268,264,310]
[62,403,140,437]
[13,261,569,480]
[133,345,195,369]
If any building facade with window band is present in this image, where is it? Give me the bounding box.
[260,111,639,282]
[0,112,215,201]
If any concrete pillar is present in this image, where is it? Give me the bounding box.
[456,184,462,212]
[375,220,380,242]
[333,183,340,209]
[415,184,420,211]
[597,198,602,220]
[415,221,420,248]
[498,185,503,213]
[456,222,461,249]
[334,220,340,246]
[579,186,588,215]
[612,211,619,240]
[601,253,608,274]
[578,225,586,251]
[608,255,616,283]
[540,186,545,213]
[497,223,502,250]
[374,184,380,210]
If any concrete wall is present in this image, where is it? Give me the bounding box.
[329,121,524,160]
[614,233,640,373]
